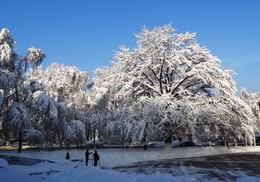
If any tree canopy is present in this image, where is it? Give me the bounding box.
[92,24,257,145]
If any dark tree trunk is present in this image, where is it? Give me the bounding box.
[57,129,63,151]
[93,130,96,150]
[18,132,23,153]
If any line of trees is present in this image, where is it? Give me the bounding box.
[0,24,259,153]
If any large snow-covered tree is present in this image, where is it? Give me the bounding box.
[0,28,45,152]
[93,24,255,144]
[109,25,236,101]
[25,63,90,148]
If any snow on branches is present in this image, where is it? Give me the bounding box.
[0,28,16,68]
[27,63,89,108]
[92,24,256,145]
[1,25,259,149]
[26,47,46,69]
[3,102,30,137]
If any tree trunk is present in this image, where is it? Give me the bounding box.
[122,137,125,150]
[159,55,165,95]
[18,132,23,153]
[59,141,63,150]
[254,134,256,146]
[93,130,96,150]
[57,129,63,151]
[76,141,79,150]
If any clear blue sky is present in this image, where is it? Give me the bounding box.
[1,0,260,93]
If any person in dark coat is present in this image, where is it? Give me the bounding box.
[65,152,70,160]
[85,149,92,166]
[93,150,99,166]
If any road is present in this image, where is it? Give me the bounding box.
[113,152,260,181]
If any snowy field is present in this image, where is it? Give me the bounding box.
[0,146,260,182]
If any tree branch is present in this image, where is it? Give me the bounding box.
[171,74,193,95]
[159,52,166,94]
[139,82,162,96]
[139,56,160,81]
[142,72,154,86]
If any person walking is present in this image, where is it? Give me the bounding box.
[93,150,100,166]
[85,149,92,166]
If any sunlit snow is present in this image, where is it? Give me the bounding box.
[1,146,260,182]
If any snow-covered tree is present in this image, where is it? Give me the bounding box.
[25,63,90,148]
[196,95,256,145]
[0,28,16,71]
[56,104,88,149]
[0,28,45,104]
[24,80,87,149]
[26,47,45,70]
[93,24,255,144]
[0,28,18,109]
[2,102,30,152]
[104,109,137,149]
[241,88,260,134]
[27,63,89,109]
[0,28,45,152]
[110,24,236,101]
[29,90,60,147]
[23,128,44,148]
[64,120,86,147]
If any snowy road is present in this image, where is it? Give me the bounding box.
[113,152,260,181]
[1,147,260,182]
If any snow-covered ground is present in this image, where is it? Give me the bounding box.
[0,146,260,182]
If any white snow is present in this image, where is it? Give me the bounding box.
[0,146,260,182]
